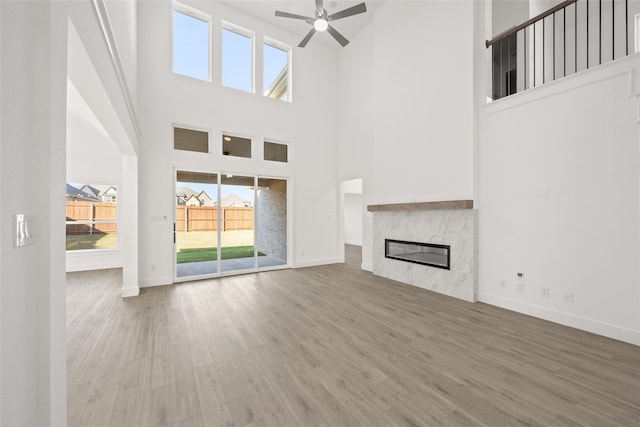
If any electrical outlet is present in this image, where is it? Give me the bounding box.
[541,287,550,297]
[516,273,524,292]
[499,280,507,289]
[563,292,574,303]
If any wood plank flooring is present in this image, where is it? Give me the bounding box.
[67,258,640,426]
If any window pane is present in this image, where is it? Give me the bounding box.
[66,184,117,250]
[174,127,209,153]
[173,10,209,81]
[263,43,289,101]
[264,141,288,162]
[223,134,252,158]
[222,28,253,92]
[257,178,287,269]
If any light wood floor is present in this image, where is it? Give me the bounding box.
[67,259,640,426]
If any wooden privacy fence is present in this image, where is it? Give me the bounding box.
[65,201,117,234]
[176,206,253,232]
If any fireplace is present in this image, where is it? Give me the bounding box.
[369,200,477,302]
[385,239,450,270]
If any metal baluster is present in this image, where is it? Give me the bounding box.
[587,0,590,69]
[564,7,567,77]
[543,17,546,84]
[534,22,537,86]
[613,0,615,59]
[599,0,602,65]
[524,27,528,90]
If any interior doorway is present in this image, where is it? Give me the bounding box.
[340,178,363,266]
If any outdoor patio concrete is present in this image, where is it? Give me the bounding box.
[176,256,287,278]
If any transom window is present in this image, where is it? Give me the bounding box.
[264,140,288,163]
[223,134,252,158]
[172,6,210,81]
[222,24,254,93]
[174,126,209,153]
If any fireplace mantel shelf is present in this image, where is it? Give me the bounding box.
[367,200,473,212]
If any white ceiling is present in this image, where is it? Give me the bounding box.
[218,0,384,48]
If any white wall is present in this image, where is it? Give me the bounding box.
[1,0,140,424]
[338,1,476,270]
[104,0,138,105]
[338,22,375,269]
[478,55,640,345]
[137,1,340,286]
[372,1,475,204]
[1,2,66,425]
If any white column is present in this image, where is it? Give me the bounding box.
[121,155,139,297]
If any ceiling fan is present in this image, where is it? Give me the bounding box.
[275,0,367,48]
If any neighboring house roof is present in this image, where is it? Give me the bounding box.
[177,187,212,205]
[220,193,252,207]
[176,186,199,200]
[81,184,117,198]
[196,190,211,200]
[184,195,204,206]
[66,184,100,201]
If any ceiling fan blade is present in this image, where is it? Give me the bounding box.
[298,28,316,48]
[326,24,349,47]
[315,0,324,10]
[275,10,313,21]
[328,2,367,21]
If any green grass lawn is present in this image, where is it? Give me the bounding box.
[66,234,117,250]
[176,246,265,264]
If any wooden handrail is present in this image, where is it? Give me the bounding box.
[485,0,578,48]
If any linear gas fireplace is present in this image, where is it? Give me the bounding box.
[385,239,450,270]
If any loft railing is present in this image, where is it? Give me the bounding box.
[486,0,635,100]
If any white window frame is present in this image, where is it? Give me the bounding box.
[263,37,292,102]
[222,131,254,159]
[172,122,212,153]
[221,21,255,93]
[172,2,212,82]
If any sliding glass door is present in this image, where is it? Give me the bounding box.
[175,171,219,278]
[175,170,288,280]
[219,174,256,273]
[256,177,287,269]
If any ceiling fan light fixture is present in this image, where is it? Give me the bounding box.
[313,18,328,32]
[275,2,367,47]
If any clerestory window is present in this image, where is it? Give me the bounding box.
[222,23,254,93]
[172,5,210,81]
[263,38,291,101]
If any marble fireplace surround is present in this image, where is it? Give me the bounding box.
[367,200,478,302]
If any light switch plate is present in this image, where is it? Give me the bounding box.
[15,214,36,247]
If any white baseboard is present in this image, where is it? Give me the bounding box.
[139,276,173,288]
[121,286,140,298]
[294,258,340,268]
[478,292,640,346]
[361,262,373,272]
